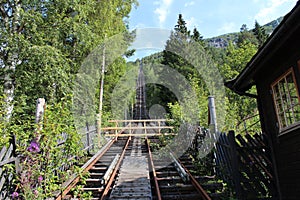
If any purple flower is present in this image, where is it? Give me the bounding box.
[11,191,19,198]
[33,190,38,196]
[27,141,40,153]
[38,175,43,182]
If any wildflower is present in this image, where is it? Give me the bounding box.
[11,191,19,198]
[33,190,38,196]
[38,175,43,182]
[27,141,40,153]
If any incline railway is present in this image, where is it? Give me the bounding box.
[55,64,220,199]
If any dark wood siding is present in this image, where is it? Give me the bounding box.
[255,44,300,199]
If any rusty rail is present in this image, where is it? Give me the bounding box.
[100,136,131,200]
[55,138,116,200]
[146,139,162,200]
[178,159,212,200]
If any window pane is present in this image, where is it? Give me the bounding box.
[286,74,299,106]
[271,70,300,130]
[286,109,294,125]
[294,105,300,122]
[279,113,286,128]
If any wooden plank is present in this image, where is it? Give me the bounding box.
[0,176,5,193]
[101,126,174,130]
[0,146,7,162]
[228,131,243,200]
[245,134,274,178]
[0,157,16,167]
[218,133,233,174]
[104,133,176,137]
[0,144,14,195]
[0,144,13,177]
[236,135,272,196]
[236,135,273,180]
[109,119,172,123]
[216,135,233,184]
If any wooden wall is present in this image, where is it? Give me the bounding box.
[255,31,300,199]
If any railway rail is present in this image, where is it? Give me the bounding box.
[55,129,216,200]
[55,64,223,199]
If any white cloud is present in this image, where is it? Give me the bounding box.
[154,0,174,27]
[184,1,195,7]
[217,22,236,34]
[254,0,294,24]
[186,17,198,30]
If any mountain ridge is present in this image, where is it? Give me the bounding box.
[205,16,283,48]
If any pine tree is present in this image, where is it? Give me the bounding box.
[253,20,268,48]
[163,14,195,79]
[237,24,257,46]
[174,14,190,36]
[192,27,206,47]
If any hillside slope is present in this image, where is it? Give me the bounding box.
[206,17,283,48]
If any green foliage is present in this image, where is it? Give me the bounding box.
[237,24,258,47]
[205,17,281,50]
[253,20,268,48]
[218,41,260,134]
[0,95,10,147]
[0,0,138,198]
[10,99,84,199]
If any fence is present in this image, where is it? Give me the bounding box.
[0,124,96,199]
[0,140,18,199]
[215,131,277,199]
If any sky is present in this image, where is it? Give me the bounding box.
[129,0,298,38]
[127,0,298,60]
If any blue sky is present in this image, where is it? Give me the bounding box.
[127,0,298,61]
[129,0,298,38]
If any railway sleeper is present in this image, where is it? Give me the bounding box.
[161,193,204,200]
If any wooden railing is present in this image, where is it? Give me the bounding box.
[101,119,174,137]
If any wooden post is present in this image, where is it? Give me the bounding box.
[228,130,243,199]
[86,122,90,155]
[208,96,217,134]
[97,43,106,147]
[158,121,161,134]
[115,121,118,136]
[35,98,45,141]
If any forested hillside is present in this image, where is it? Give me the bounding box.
[135,14,270,133]
[206,16,283,48]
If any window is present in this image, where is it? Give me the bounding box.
[271,68,300,130]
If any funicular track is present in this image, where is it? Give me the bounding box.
[147,136,212,200]
[56,132,213,200]
[56,64,215,199]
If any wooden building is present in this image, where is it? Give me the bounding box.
[226,1,300,199]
